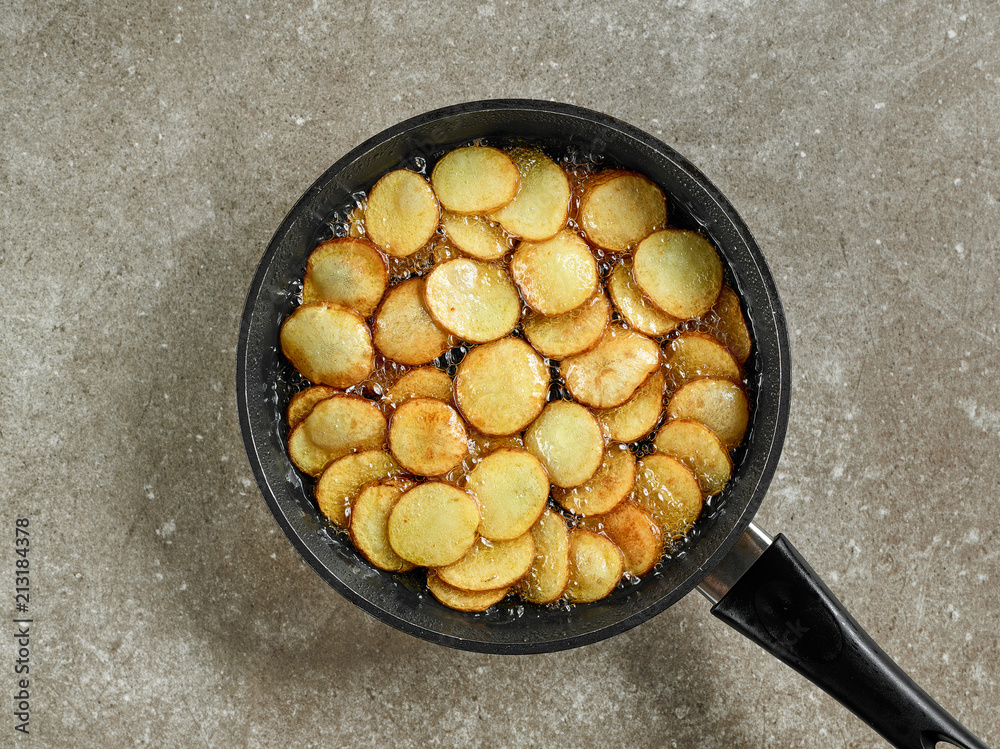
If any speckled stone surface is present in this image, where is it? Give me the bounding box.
[1,2,998,747]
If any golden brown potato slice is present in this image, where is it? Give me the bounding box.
[423,258,521,343]
[287,385,339,428]
[280,302,374,388]
[426,572,508,612]
[554,444,636,517]
[388,397,468,477]
[564,528,626,603]
[491,148,571,241]
[524,400,604,489]
[436,533,535,592]
[364,169,440,258]
[654,419,732,495]
[518,509,571,604]
[665,377,750,448]
[577,170,667,252]
[709,285,752,364]
[314,450,400,527]
[582,502,663,577]
[287,395,388,477]
[387,482,480,567]
[454,337,549,435]
[510,230,599,316]
[559,324,660,408]
[634,453,703,540]
[466,448,549,541]
[522,291,609,361]
[301,238,388,318]
[431,146,520,214]
[633,229,723,320]
[594,369,664,443]
[349,478,417,571]
[663,331,741,390]
[372,277,454,366]
[606,261,680,337]
[385,367,453,408]
[440,212,510,261]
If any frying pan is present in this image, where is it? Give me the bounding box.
[236,100,989,748]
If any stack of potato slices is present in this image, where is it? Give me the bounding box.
[279,144,753,612]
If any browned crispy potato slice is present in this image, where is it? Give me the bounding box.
[424,258,521,343]
[511,230,599,316]
[431,146,520,214]
[554,444,635,517]
[287,395,387,477]
[466,448,549,541]
[387,483,480,567]
[634,453,703,540]
[426,572,508,612]
[372,277,454,366]
[280,302,374,388]
[301,238,388,317]
[654,419,732,495]
[315,450,400,526]
[595,369,664,443]
[491,148,571,241]
[663,331,741,390]
[524,401,604,489]
[454,337,549,435]
[436,534,535,592]
[559,324,660,408]
[606,261,680,337]
[582,502,663,577]
[364,169,440,258]
[388,398,468,477]
[518,509,571,604]
[349,478,417,571]
[577,170,667,252]
[287,385,339,428]
[522,291,609,361]
[565,528,626,603]
[440,212,510,261]
[633,229,723,320]
[385,367,452,408]
[709,285,752,364]
[666,377,750,448]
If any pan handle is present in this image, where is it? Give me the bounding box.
[699,525,991,749]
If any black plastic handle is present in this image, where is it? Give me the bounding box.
[711,534,991,749]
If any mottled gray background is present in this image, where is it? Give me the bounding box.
[1,1,998,747]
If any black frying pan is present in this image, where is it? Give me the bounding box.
[236,100,989,749]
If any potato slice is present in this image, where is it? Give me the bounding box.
[372,277,454,366]
[301,238,388,317]
[606,260,680,337]
[522,291,609,361]
[709,285,752,364]
[633,229,723,320]
[634,453,703,540]
[315,450,400,527]
[364,169,440,258]
[559,324,660,408]
[426,572,508,612]
[654,419,732,495]
[663,331,741,390]
[387,482,480,567]
[524,400,604,489]
[518,509,571,605]
[665,377,750,448]
[431,146,520,214]
[582,502,663,577]
[564,528,626,603]
[280,302,374,388]
[466,448,549,541]
[436,534,535,592]
[385,367,453,407]
[554,444,636,517]
[491,148,571,241]
[423,258,521,343]
[454,337,549,436]
[287,385,339,428]
[511,230,599,316]
[388,397,468,477]
[594,369,664,443]
[577,170,667,252]
[287,395,387,477]
[349,478,417,571]
[441,212,509,261]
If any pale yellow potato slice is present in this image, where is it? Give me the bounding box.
[565,528,626,603]
[388,397,468,477]
[559,324,660,408]
[454,337,549,435]
[426,572,508,612]
[633,229,723,320]
[606,261,680,337]
[423,258,521,343]
[385,367,453,408]
[663,331,741,390]
[510,230,599,316]
[287,395,387,477]
[431,146,520,214]
[524,400,604,489]
[709,285,752,364]
[577,170,667,252]
[654,419,732,495]
[634,453,703,540]
[491,148,571,241]
[372,277,454,366]
[349,478,417,571]
[287,385,339,428]
[665,377,750,448]
[387,482,480,567]
[441,212,510,261]
[518,509,571,604]
[522,291,609,361]
[582,502,663,577]
[364,169,440,258]
[554,444,636,517]
[436,534,535,592]
[280,302,374,388]
[595,369,665,443]
[466,448,549,541]
[301,238,388,317]
[314,450,400,527]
